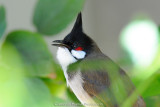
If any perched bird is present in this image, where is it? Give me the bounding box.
[52,13,146,107]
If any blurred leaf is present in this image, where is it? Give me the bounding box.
[131,49,160,98]
[144,95,160,107]
[51,61,65,81]
[0,42,25,73]
[6,30,54,77]
[43,78,66,98]
[122,68,160,107]
[22,77,53,107]
[0,42,53,107]
[142,72,160,97]
[0,42,25,107]
[33,0,85,35]
[0,6,6,39]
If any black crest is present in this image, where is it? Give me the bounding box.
[71,12,83,33]
[63,12,94,54]
[64,12,85,42]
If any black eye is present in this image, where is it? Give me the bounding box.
[72,42,78,48]
[73,45,76,48]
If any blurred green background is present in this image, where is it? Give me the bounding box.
[0,0,160,107]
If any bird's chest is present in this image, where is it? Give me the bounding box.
[66,71,97,106]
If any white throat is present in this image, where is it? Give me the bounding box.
[57,47,77,71]
[57,47,86,71]
[56,47,77,85]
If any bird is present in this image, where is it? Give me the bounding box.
[52,13,146,107]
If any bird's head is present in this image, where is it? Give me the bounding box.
[52,13,97,62]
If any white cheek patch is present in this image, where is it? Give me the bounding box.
[71,50,86,59]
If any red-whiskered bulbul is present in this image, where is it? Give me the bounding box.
[52,13,146,107]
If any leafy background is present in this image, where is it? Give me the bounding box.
[0,0,160,107]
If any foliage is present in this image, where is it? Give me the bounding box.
[0,0,160,107]
[120,19,160,107]
[6,31,54,76]
[0,6,6,39]
[33,0,85,35]
[0,42,53,107]
[0,0,83,106]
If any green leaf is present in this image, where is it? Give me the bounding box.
[142,73,160,97]
[0,42,54,107]
[43,78,67,98]
[22,77,53,107]
[33,0,85,35]
[144,95,160,107]
[0,6,6,39]
[0,42,25,107]
[6,30,54,76]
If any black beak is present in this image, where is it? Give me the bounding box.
[52,40,70,49]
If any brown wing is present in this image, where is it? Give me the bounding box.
[67,55,146,107]
[82,70,116,107]
[81,69,146,107]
